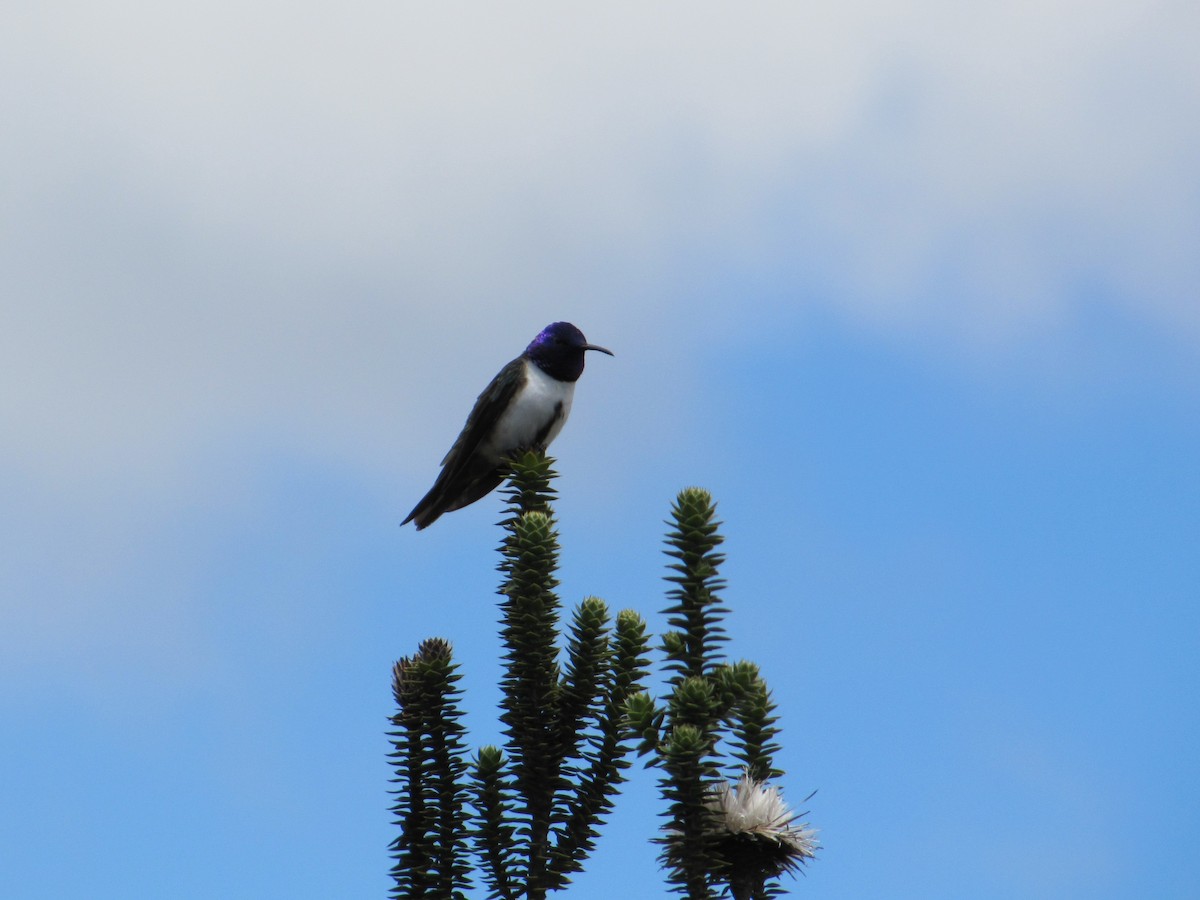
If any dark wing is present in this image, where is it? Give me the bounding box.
[402,357,526,529]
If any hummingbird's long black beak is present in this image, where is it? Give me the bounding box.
[584,343,614,356]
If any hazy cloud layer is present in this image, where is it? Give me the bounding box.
[2,3,1197,668]
[4,2,1197,482]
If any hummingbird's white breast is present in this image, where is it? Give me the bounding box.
[486,359,575,455]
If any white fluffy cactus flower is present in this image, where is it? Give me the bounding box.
[702,772,817,898]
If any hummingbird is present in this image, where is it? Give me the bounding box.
[403,322,613,529]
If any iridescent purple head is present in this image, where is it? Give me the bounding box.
[524,322,613,382]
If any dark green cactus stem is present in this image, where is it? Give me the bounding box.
[473,746,520,900]
[497,450,557,535]
[548,608,652,886]
[489,451,649,897]
[662,488,729,684]
[718,662,783,783]
[556,597,612,777]
[660,724,719,899]
[497,503,561,898]
[388,638,472,899]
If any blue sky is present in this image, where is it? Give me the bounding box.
[2,3,1198,898]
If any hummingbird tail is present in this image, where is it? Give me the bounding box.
[402,493,445,530]
[402,463,507,530]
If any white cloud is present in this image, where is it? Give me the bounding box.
[1,2,1196,668]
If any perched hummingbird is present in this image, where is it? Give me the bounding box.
[402,322,613,530]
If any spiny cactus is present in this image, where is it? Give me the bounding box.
[627,488,816,899]
[389,452,650,899]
